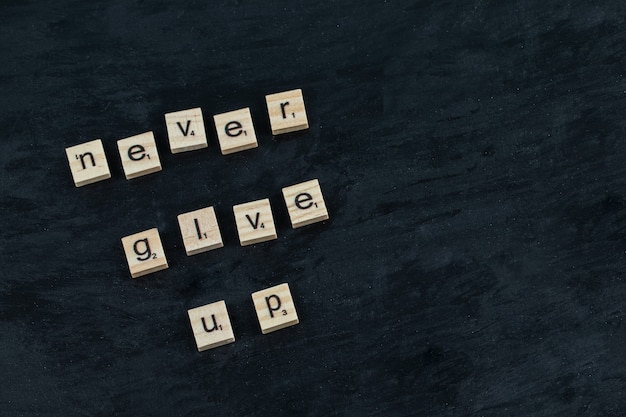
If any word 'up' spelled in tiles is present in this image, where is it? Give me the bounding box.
[177,206,224,256]
[188,300,235,351]
[265,89,309,135]
[252,283,299,334]
[117,131,162,179]
[213,107,258,155]
[65,139,111,187]
[121,228,169,278]
[233,198,277,246]
[164,107,208,154]
[282,179,329,228]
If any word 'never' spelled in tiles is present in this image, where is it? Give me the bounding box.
[65,89,308,187]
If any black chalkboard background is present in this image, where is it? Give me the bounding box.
[2,1,626,416]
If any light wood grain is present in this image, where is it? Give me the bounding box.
[233,198,277,246]
[177,206,223,256]
[121,228,169,278]
[65,139,111,187]
[282,178,329,228]
[252,283,299,334]
[265,89,309,135]
[164,107,208,153]
[117,131,162,179]
[187,300,235,351]
[213,107,258,155]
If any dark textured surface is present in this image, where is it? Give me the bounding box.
[2,1,626,415]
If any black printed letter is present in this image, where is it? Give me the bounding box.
[193,218,202,240]
[294,193,313,209]
[177,120,191,136]
[265,295,282,318]
[280,102,290,119]
[78,152,95,169]
[225,121,243,137]
[246,212,261,229]
[128,144,146,161]
[133,238,151,261]
[201,315,220,332]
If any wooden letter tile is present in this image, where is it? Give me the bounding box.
[265,89,309,135]
[117,131,162,179]
[233,198,277,246]
[177,206,224,256]
[65,139,111,187]
[188,300,235,351]
[252,283,299,334]
[282,179,329,228]
[164,107,208,153]
[121,228,169,278]
[213,107,258,155]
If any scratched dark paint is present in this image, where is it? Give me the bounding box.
[1,1,626,415]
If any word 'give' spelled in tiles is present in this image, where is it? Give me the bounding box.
[64,89,309,187]
[119,179,328,278]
